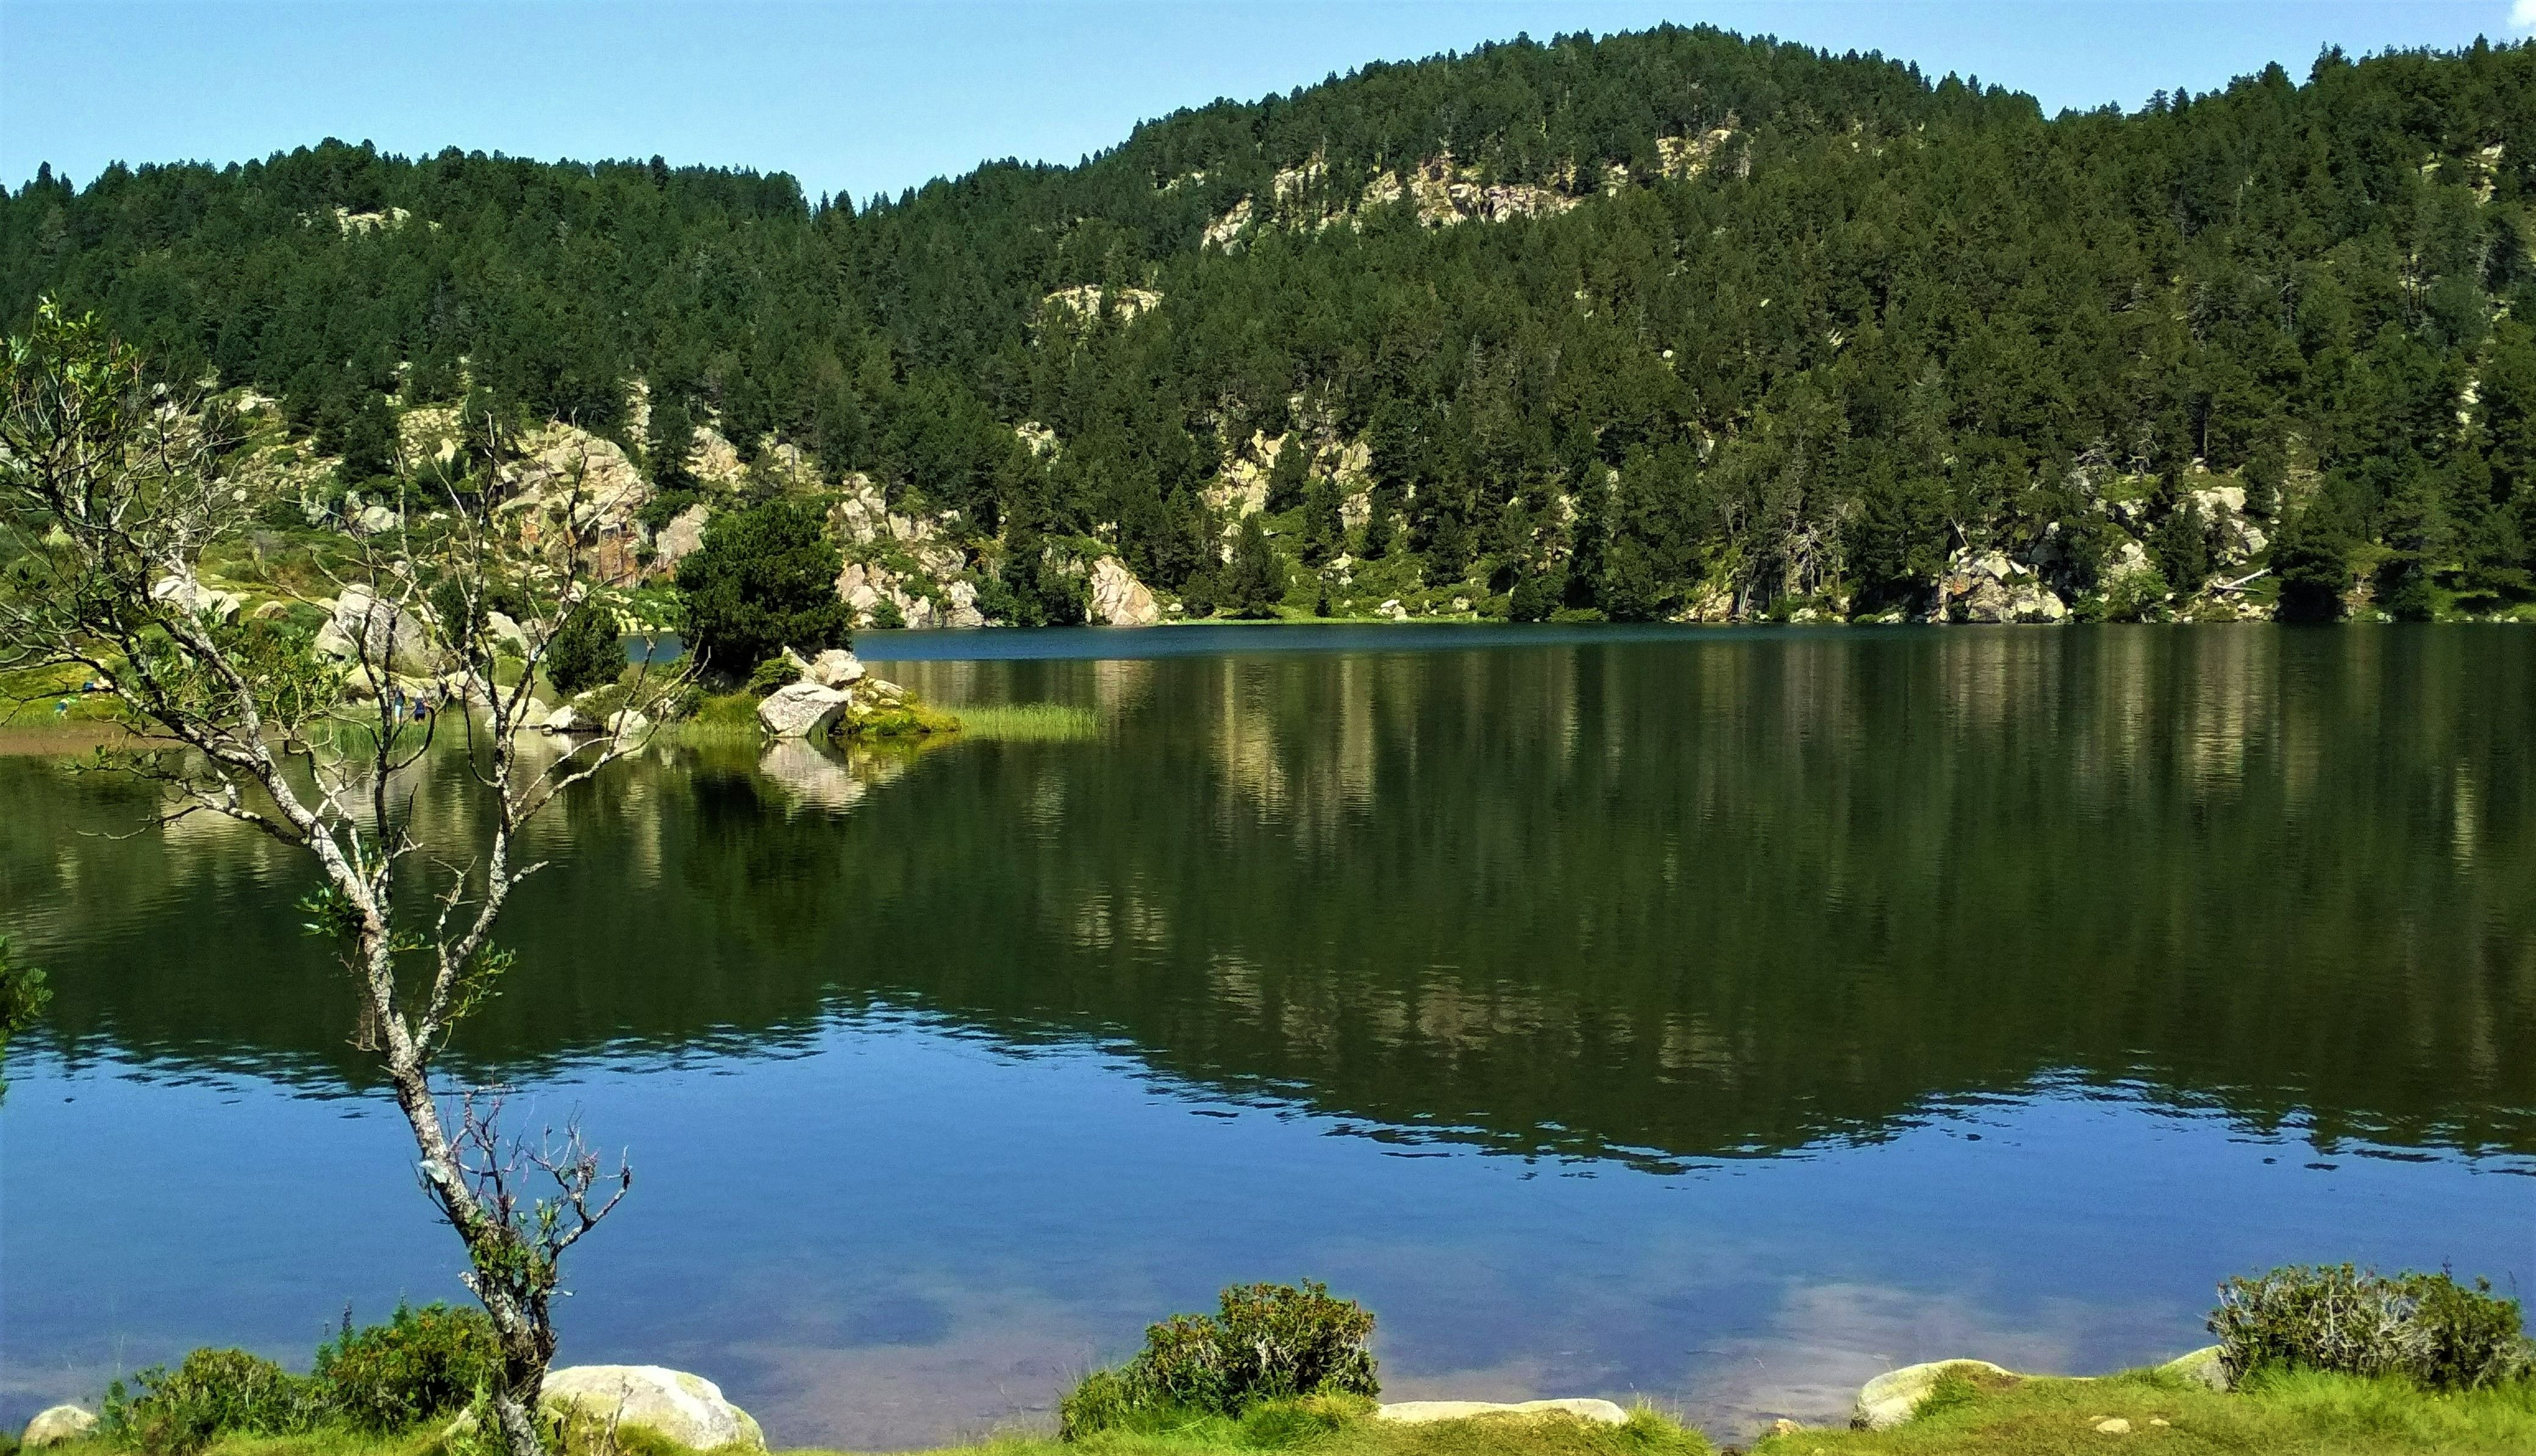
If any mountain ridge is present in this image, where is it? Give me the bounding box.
[5,24,2536,627]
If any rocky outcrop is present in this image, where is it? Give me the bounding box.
[315,585,441,673]
[21,1405,98,1447]
[151,572,244,621]
[757,680,851,739]
[654,503,711,573]
[2185,484,2270,566]
[1852,1360,2017,1430]
[799,648,866,689]
[1931,551,2067,624]
[1376,1399,1626,1426]
[1089,556,1160,626]
[498,425,654,586]
[484,610,534,655]
[540,1366,764,1452]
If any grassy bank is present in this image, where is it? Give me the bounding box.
[26,1370,2536,1456]
[1752,1366,2536,1455]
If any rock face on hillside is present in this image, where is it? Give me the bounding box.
[1931,550,2067,624]
[315,585,440,673]
[654,502,711,573]
[540,1366,764,1452]
[1090,556,1160,626]
[498,424,655,587]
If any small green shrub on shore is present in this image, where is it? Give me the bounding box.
[2210,1264,2534,1391]
[1061,1281,1378,1439]
[311,1303,501,1433]
[104,1349,320,1454]
[99,1306,500,1453]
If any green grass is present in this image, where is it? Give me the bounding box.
[1751,1368,2536,1455]
[30,1376,2536,1456]
[948,703,1099,741]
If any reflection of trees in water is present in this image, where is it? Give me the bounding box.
[9,629,2533,1160]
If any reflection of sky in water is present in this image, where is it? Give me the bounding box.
[5,1012,2524,1449]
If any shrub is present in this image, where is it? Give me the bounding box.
[2211,1265,2535,1391]
[104,1349,318,1455]
[546,603,624,698]
[1059,1280,1377,1438]
[674,499,851,677]
[745,653,798,697]
[313,1302,504,1433]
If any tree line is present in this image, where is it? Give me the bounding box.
[7,24,2536,619]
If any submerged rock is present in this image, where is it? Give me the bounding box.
[21,1405,97,1447]
[540,1366,764,1451]
[1852,1359,2017,1430]
[1375,1399,1627,1426]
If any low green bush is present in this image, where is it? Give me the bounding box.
[101,1306,505,1453]
[2210,1264,2534,1391]
[312,1302,503,1433]
[1059,1280,1379,1439]
[104,1349,319,1455]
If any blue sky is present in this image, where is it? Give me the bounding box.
[2,1,2529,203]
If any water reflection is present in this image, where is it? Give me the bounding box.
[3,627,2532,1445]
[7,627,2533,1159]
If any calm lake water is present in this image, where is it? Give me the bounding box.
[2,625,2530,1447]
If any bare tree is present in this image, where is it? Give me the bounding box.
[0,301,684,1456]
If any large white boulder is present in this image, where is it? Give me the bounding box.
[540,1366,764,1451]
[1852,1359,2016,1430]
[1376,1399,1627,1426]
[1090,556,1161,626]
[318,585,440,674]
[2159,1344,2230,1391]
[757,681,850,738]
[654,504,711,573]
[21,1405,97,1447]
[484,610,533,655]
[151,573,244,621]
[802,649,865,690]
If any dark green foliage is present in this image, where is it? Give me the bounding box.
[12,31,2536,615]
[544,603,622,697]
[98,1307,506,1453]
[994,523,1091,626]
[334,394,399,484]
[0,935,49,1102]
[646,389,697,492]
[1221,513,1285,616]
[1266,437,1310,514]
[2152,500,2212,598]
[674,499,850,676]
[2274,496,2356,621]
[2210,1265,2535,1392]
[1300,474,1343,566]
[1059,1281,1379,1439]
[104,1349,317,1455]
[312,1302,503,1433]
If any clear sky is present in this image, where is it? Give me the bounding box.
[2,1,2529,204]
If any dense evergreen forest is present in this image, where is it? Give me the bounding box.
[7,24,2536,626]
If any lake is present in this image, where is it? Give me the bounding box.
[2,624,2529,1447]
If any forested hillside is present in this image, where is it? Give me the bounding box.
[8,24,2536,627]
